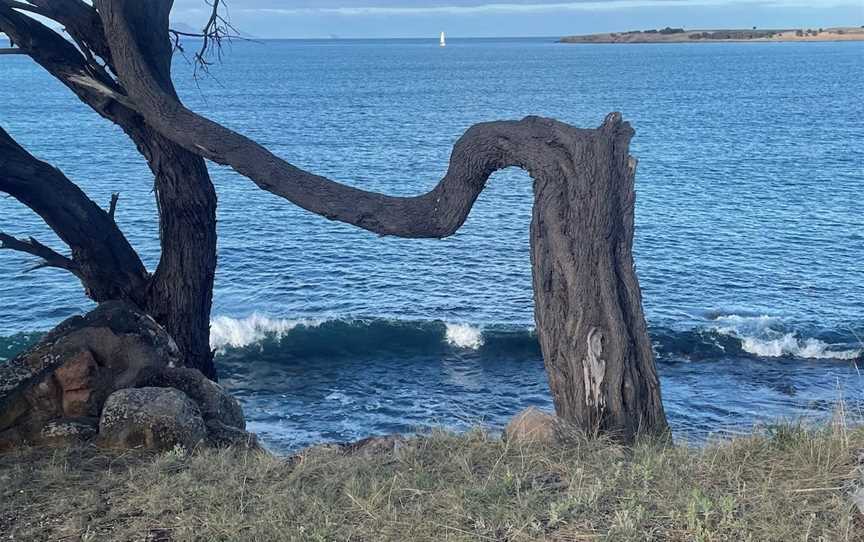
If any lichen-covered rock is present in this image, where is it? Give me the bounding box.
[205,419,260,450]
[97,388,206,452]
[0,301,180,448]
[343,434,407,458]
[503,407,562,445]
[37,417,99,447]
[137,367,245,429]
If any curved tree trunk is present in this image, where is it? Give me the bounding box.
[529,123,667,438]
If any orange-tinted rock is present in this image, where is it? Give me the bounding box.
[503,407,561,445]
[55,350,99,417]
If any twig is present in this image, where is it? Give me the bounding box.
[108,192,119,220]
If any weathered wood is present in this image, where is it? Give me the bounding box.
[96,0,668,440]
[0,126,149,303]
[0,47,24,54]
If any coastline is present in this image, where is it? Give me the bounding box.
[561,26,864,44]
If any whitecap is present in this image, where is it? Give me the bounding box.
[209,314,320,352]
[444,323,484,349]
[740,333,861,360]
[710,313,860,360]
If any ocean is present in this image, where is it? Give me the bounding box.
[1,38,862,451]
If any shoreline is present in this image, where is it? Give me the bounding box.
[561,26,864,44]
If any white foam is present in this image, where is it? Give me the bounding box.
[209,314,319,352]
[711,314,861,360]
[741,334,861,360]
[444,323,484,349]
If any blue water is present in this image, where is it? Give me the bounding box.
[1,39,862,451]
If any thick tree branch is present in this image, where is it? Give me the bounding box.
[0,233,78,274]
[6,0,113,66]
[0,125,149,303]
[95,0,630,239]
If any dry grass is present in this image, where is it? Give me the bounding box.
[1,422,862,541]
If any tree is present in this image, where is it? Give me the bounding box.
[0,1,217,379]
[0,0,668,442]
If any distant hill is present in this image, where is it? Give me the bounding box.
[560,26,864,44]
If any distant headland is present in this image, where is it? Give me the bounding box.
[560,26,864,44]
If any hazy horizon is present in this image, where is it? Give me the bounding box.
[167,0,864,39]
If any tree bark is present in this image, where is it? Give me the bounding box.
[93,0,669,440]
[141,140,218,380]
[529,122,667,439]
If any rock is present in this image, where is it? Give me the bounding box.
[37,417,99,447]
[97,388,206,452]
[0,301,180,448]
[53,351,99,417]
[205,419,260,450]
[343,435,407,458]
[503,407,561,445]
[137,367,245,429]
[136,367,257,451]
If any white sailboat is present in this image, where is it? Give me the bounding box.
[440,31,446,47]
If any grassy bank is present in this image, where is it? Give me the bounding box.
[2,423,862,541]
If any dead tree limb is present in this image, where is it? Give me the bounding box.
[0,233,78,274]
[0,125,149,303]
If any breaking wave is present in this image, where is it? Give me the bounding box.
[1,314,858,364]
[204,313,862,363]
[709,314,862,361]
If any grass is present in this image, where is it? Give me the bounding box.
[1,421,862,541]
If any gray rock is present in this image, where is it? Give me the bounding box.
[205,419,260,450]
[37,417,99,447]
[137,367,245,429]
[97,388,206,452]
[343,434,407,458]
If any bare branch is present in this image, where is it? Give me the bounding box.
[0,125,149,302]
[108,192,119,220]
[5,1,49,17]
[0,232,79,274]
[168,0,244,78]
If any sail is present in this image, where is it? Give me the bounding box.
[440,32,446,47]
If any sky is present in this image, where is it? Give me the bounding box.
[168,0,864,38]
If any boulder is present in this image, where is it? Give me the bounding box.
[37,417,99,447]
[97,388,206,452]
[136,367,245,429]
[503,407,561,446]
[0,302,257,453]
[205,419,260,450]
[0,301,180,448]
[343,434,407,458]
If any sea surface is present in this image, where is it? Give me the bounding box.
[1,38,862,451]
